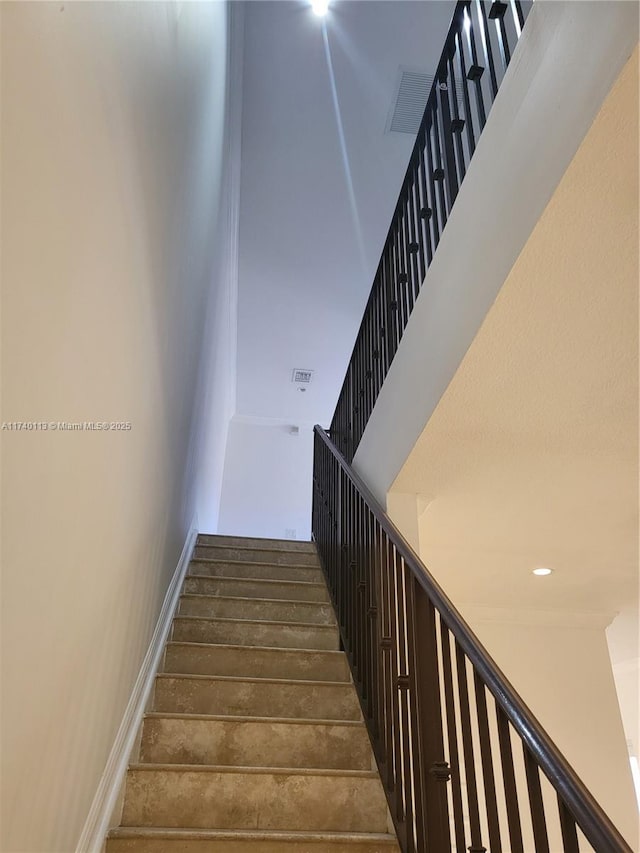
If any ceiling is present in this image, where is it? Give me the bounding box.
[391,47,639,617]
[235,0,455,425]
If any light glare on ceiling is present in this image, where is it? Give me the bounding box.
[532,567,553,576]
[311,0,329,16]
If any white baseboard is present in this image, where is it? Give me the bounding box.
[75,519,199,853]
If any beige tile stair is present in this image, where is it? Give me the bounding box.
[107,534,399,852]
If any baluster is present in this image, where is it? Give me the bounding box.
[448,50,467,183]
[495,705,525,853]
[417,139,434,266]
[558,796,580,853]
[431,105,449,230]
[475,0,499,97]
[455,642,486,852]
[473,673,502,851]
[465,2,488,131]
[436,71,459,210]
[411,582,451,851]
[489,0,511,71]
[523,747,551,853]
[440,623,467,851]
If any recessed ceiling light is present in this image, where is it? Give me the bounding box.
[311,0,329,16]
[532,567,553,576]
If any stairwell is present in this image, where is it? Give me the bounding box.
[107,535,400,852]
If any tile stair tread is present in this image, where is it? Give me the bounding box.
[129,763,378,778]
[173,615,337,630]
[143,712,365,727]
[166,640,345,657]
[109,828,397,843]
[156,673,353,687]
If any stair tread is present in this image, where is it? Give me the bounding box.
[181,593,332,607]
[129,763,378,778]
[166,641,344,656]
[188,573,325,588]
[156,672,352,687]
[173,615,337,630]
[110,828,397,842]
[144,712,365,727]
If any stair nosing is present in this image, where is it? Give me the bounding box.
[172,615,338,630]
[128,763,378,778]
[110,827,397,842]
[143,712,365,727]
[166,640,344,657]
[155,672,353,687]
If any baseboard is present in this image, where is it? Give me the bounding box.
[75,519,199,853]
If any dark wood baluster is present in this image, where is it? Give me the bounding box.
[455,27,476,160]
[510,0,525,33]
[405,574,427,852]
[455,641,486,852]
[388,544,405,833]
[395,553,414,849]
[523,746,551,853]
[412,585,451,851]
[558,795,580,853]
[473,673,502,851]
[439,623,467,851]
[400,196,414,316]
[495,705,525,853]
[407,173,422,299]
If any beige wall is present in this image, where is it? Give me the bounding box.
[0,3,237,850]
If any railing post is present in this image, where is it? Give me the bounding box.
[412,576,452,852]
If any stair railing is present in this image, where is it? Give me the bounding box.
[312,425,632,853]
[331,0,531,463]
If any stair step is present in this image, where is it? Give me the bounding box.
[183,575,330,602]
[178,594,336,625]
[121,765,389,832]
[153,674,362,720]
[163,642,350,682]
[139,714,372,770]
[171,616,340,650]
[194,545,320,567]
[107,827,400,852]
[189,558,323,583]
[197,534,317,554]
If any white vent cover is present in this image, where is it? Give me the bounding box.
[386,67,465,135]
[292,369,313,384]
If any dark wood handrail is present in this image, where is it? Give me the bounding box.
[315,424,632,853]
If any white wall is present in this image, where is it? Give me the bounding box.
[0,3,238,850]
[218,418,314,541]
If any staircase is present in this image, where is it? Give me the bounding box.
[107,535,400,852]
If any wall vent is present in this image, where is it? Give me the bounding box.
[386,67,465,135]
[292,369,313,384]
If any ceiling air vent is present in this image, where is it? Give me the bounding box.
[386,67,465,135]
[292,369,313,384]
